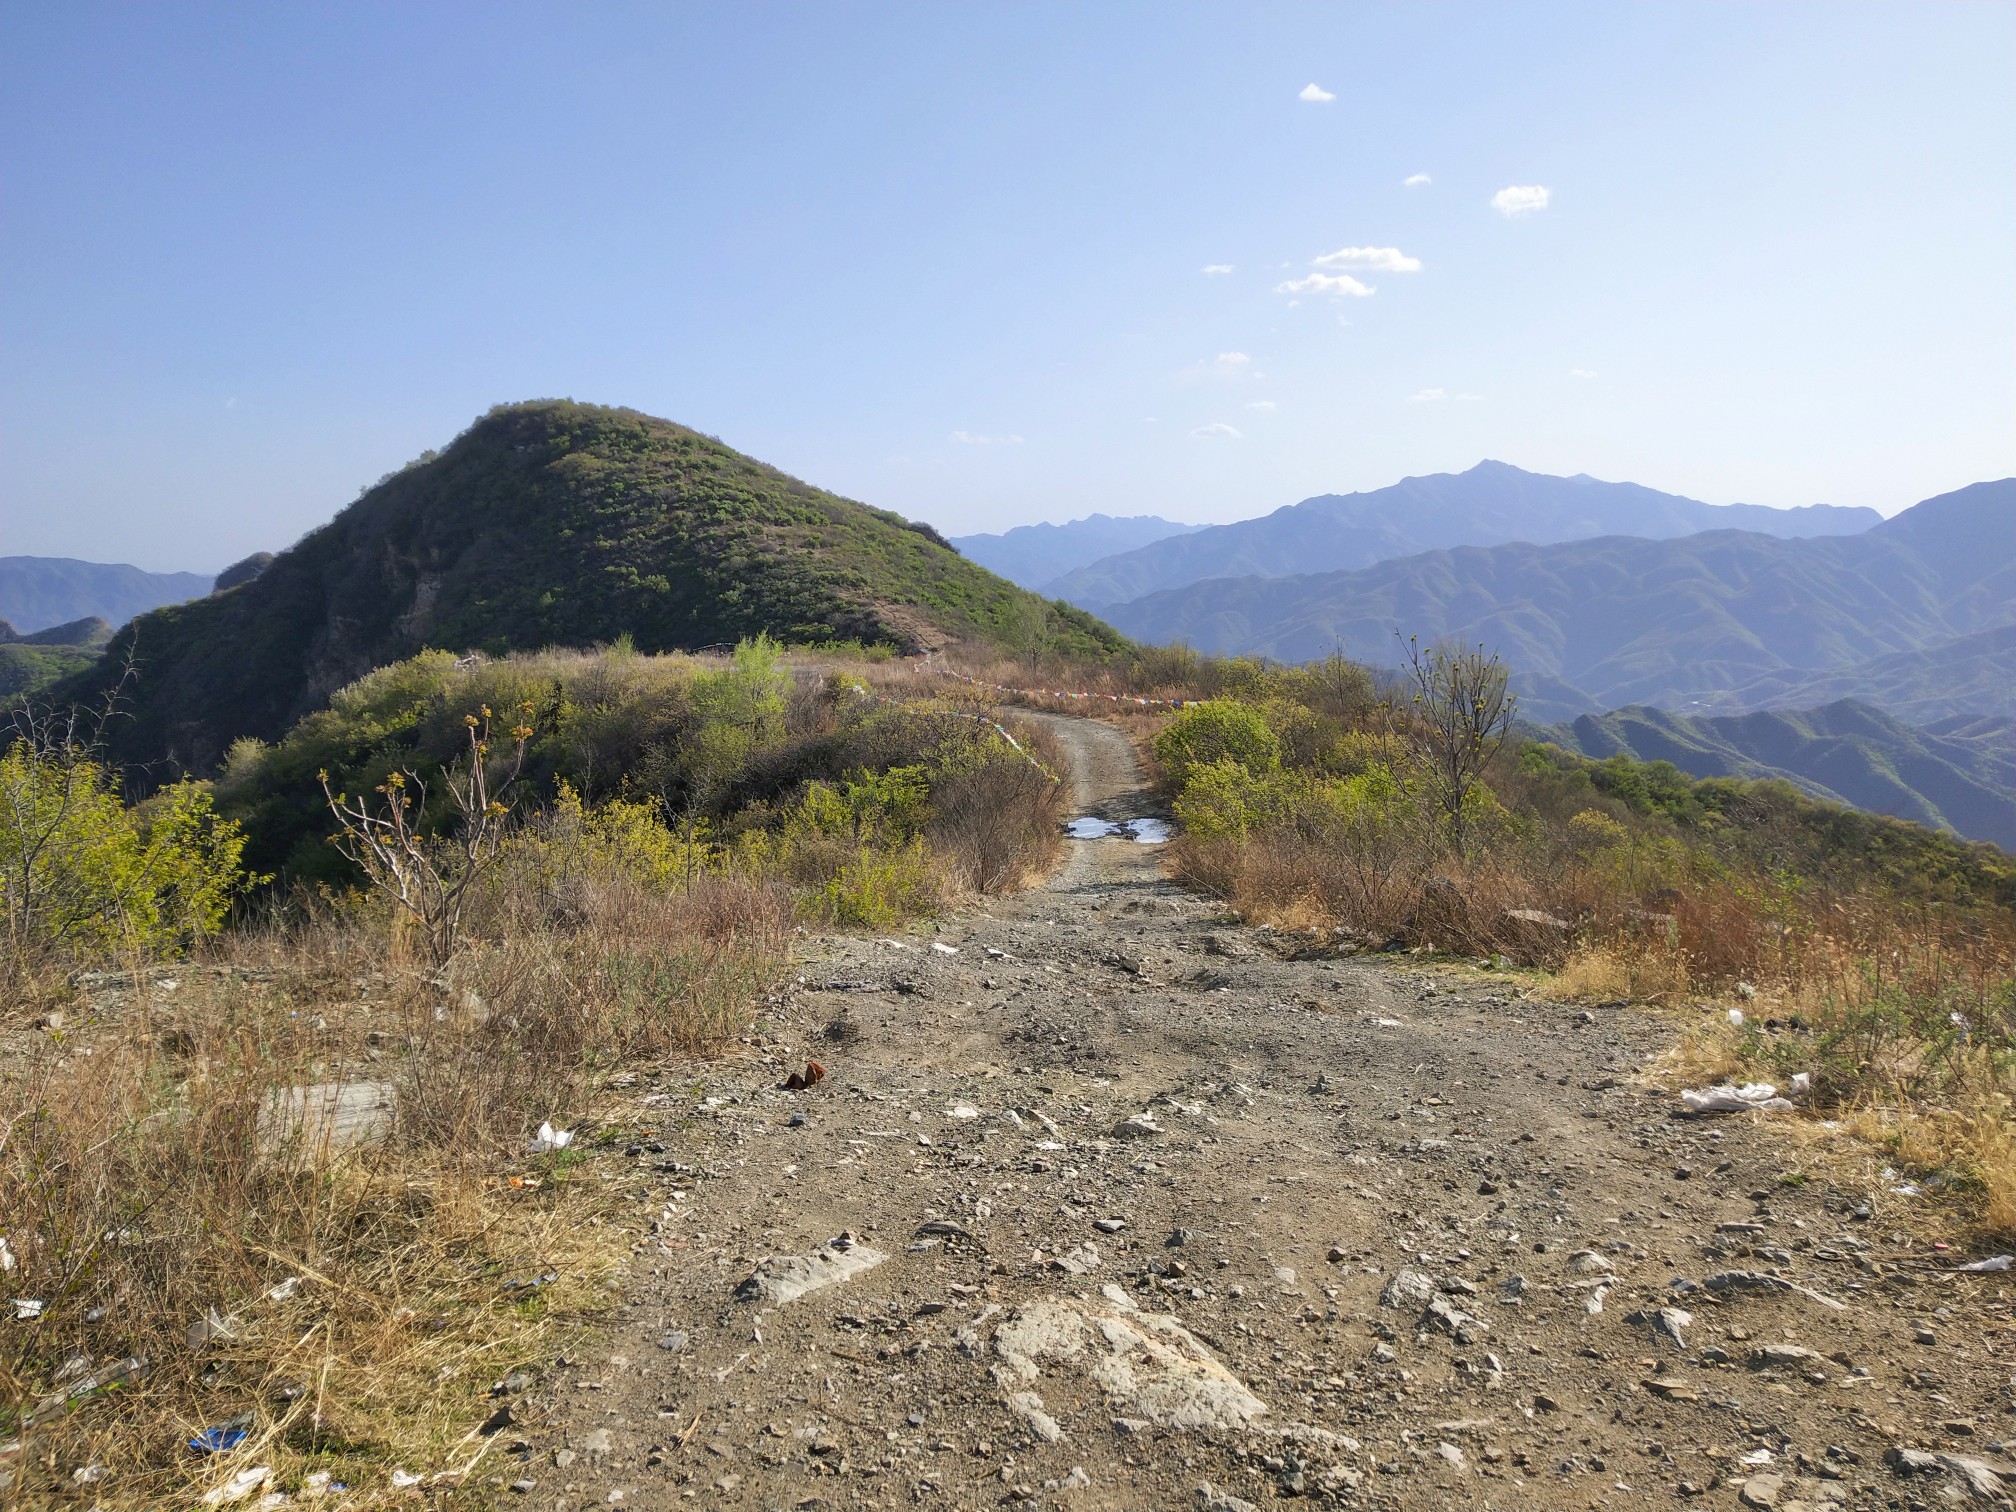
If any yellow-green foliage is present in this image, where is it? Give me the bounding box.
[0,742,256,965]
[1154,699,1282,786]
[506,781,720,892]
[814,840,942,927]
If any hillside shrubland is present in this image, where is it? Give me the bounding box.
[0,640,1062,1505]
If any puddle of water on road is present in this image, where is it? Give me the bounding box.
[1065,816,1171,845]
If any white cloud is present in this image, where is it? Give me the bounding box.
[1298,82,1335,102]
[1569,368,1599,379]
[1403,172,1431,187]
[1244,400,1278,411]
[1312,245,1421,274]
[1275,271,1375,297]
[1190,422,1243,439]
[950,430,1024,445]
[1215,351,1251,370]
[1407,387,1481,402]
[1200,263,1234,275]
[1491,184,1551,217]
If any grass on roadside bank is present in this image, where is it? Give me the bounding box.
[2,640,1062,1506]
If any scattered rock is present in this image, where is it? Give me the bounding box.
[1196,1484,1259,1512]
[1739,1471,1785,1508]
[993,1299,1268,1432]
[1379,1270,1437,1309]
[734,1232,886,1304]
[1110,1113,1164,1140]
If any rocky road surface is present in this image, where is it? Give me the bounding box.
[522,715,2016,1511]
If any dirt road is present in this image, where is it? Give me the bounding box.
[524,716,2013,1510]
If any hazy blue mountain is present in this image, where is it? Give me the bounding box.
[1549,699,2015,850]
[951,514,1205,589]
[1100,479,2015,723]
[1045,461,1882,607]
[1709,624,2016,727]
[0,556,213,634]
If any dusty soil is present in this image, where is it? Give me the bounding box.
[520,716,2016,1511]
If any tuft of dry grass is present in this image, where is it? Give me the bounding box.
[0,875,787,1508]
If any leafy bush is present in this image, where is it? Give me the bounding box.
[0,740,255,978]
[1154,699,1281,786]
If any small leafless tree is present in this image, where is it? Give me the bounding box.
[1398,632,1516,855]
[320,705,533,965]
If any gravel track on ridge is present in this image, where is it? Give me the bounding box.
[525,715,2015,1511]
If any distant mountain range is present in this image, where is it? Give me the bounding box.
[1549,698,2015,850]
[951,514,1205,589]
[1100,479,2016,724]
[48,401,1127,776]
[0,557,213,635]
[1046,461,1881,606]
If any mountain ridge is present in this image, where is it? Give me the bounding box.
[1547,697,2016,850]
[951,514,1205,588]
[1046,460,1883,606]
[1097,478,2016,723]
[0,557,213,635]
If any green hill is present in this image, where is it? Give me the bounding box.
[1549,699,2015,851]
[49,401,1125,775]
[0,615,115,700]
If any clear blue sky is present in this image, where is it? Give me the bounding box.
[3,2,2011,571]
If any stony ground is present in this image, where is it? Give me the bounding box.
[518,716,2016,1512]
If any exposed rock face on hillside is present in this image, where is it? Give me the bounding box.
[51,401,1124,776]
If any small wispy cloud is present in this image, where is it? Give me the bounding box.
[1298,82,1335,102]
[1569,368,1598,380]
[1200,263,1234,275]
[1491,184,1551,217]
[1191,422,1243,440]
[950,430,1024,445]
[1407,387,1482,403]
[1403,172,1431,188]
[1313,245,1422,274]
[1245,399,1278,411]
[1275,271,1375,298]
[1215,351,1251,371]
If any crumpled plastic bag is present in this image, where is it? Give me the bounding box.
[529,1122,573,1153]
[1681,1081,1796,1113]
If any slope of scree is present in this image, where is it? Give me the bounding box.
[49,401,1125,777]
[520,715,2012,1512]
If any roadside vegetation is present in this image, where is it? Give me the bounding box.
[946,639,2016,1240]
[0,638,1061,1506]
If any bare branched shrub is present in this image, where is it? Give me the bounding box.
[319,707,533,965]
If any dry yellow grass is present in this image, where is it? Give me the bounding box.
[0,881,787,1508]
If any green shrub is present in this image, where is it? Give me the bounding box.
[1154,699,1282,786]
[0,741,256,971]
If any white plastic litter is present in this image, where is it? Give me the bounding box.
[1681,1082,1795,1113]
[931,942,959,955]
[1953,1255,2014,1273]
[529,1122,573,1153]
[0,1236,14,1271]
[200,1466,272,1506]
[1728,1008,1745,1027]
[390,1468,423,1488]
[265,1276,303,1303]
[11,1298,44,1320]
[1739,1448,1775,1467]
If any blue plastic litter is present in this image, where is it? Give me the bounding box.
[189,1427,247,1454]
